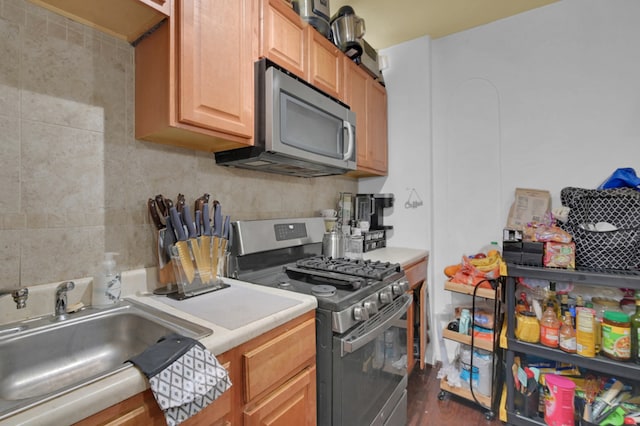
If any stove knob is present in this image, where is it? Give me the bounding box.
[398,279,410,293]
[363,301,378,316]
[392,283,405,296]
[353,306,370,321]
[379,289,393,305]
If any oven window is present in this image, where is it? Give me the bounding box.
[333,323,407,425]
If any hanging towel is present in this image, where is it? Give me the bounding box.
[129,333,231,426]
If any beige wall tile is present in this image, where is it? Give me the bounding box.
[0,4,358,290]
[0,115,20,214]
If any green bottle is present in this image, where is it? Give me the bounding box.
[631,290,640,364]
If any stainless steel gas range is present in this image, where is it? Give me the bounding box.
[228,217,410,426]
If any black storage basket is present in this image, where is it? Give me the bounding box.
[560,187,640,270]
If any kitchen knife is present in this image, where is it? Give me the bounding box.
[212,201,223,237]
[200,202,213,275]
[147,198,165,230]
[183,205,197,239]
[169,206,195,284]
[211,201,222,278]
[183,205,208,283]
[195,210,202,238]
[155,194,167,217]
[176,193,186,214]
[163,215,177,259]
[218,216,231,275]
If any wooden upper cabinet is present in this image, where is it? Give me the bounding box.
[344,58,388,176]
[135,0,256,152]
[28,0,170,43]
[259,0,307,80]
[178,0,255,138]
[367,77,388,175]
[307,26,343,100]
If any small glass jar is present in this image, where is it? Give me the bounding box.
[601,310,631,361]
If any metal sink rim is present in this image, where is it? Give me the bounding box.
[0,298,212,420]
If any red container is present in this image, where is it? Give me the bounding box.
[544,374,576,426]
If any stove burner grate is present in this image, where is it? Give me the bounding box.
[295,256,401,281]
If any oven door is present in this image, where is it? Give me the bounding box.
[332,294,412,426]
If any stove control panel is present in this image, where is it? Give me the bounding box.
[332,277,408,333]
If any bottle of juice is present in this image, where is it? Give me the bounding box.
[559,314,577,353]
[543,283,560,319]
[630,290,640,364]
[540,302,561,348]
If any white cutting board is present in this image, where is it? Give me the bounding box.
[154,285,301,330]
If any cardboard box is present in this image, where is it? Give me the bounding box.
[506,188,551,230]
[543,242,576,269]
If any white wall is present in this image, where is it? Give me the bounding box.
[358,36,434,361]
[380,0,640,364]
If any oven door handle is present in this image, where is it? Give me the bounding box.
[340,293,412,356]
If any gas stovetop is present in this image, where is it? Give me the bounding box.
[237,260,404,313]
[292,256,401,282]
[229,217,407,321]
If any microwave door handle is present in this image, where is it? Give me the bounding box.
[342,121,355,161]
[370,197,375,217]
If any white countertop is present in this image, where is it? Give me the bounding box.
[2,273,316,426]
[364,246,429,267]
[3,247,427,425]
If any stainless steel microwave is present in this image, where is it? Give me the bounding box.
[215,59,357,178]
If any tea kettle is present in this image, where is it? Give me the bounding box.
[330,6,365,59]
[322,231,345,258]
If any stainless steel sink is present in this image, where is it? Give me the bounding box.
[0,299,212,420]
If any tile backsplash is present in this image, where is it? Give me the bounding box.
[0,0,357,288]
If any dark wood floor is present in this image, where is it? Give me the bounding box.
[407,364,505,426]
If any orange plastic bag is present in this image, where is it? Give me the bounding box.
[450,255,500,289]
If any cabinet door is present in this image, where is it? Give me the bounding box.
[366,78,388,175]
[244,366,317,426]
[307,27,343,100]
[260,0,307,79]
[178,0,254,139]
[344,59,387,176]
[74,353,234,426]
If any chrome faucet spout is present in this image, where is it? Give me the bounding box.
[54,281,75,320]
[0,288,28,309]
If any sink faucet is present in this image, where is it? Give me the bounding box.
[0,288,28,309]
[54,281,75,320]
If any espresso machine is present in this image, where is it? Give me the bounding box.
[354,193,394,251]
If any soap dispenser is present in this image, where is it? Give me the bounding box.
[92,252,121,307]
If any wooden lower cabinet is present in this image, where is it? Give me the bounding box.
[403,256,429,374]
[243,366,316,426]
[75,311,316,426]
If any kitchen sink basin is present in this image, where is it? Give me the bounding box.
[0,299,212,420]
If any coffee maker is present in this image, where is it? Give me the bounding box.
[354,193,394,251]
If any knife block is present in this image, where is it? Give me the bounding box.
[167,236,229,300]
